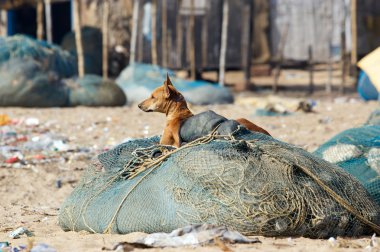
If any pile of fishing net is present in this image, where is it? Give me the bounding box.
[0,35,125,107]
[314,109,380,205]
[59,111,380,238]
[0,34,76,77]
[116,63,234,105]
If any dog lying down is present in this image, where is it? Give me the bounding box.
[138,74,271,147]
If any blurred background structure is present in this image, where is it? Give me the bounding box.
[0,0,380,99]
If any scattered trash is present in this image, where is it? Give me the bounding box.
[30,243,56,252]
[0,114,11,126]
[55,179,62,189]
[25,118,40,127]
[0,242,10,248]
[328,237,337,247]
[9,227,33,239]
[134,224,260,247]
[5,157,20,164]
[1,116,97,168]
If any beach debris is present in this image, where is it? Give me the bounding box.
[9,227,34,239]
[135,224,260,247]
[0,114,11,126]
[30,243,56,252]
[328,237,337,247]
[25,118,40,127]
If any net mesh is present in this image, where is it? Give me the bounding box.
[314,109,380,205]
[59,128,380,238]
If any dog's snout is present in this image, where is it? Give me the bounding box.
[138,103,142,109]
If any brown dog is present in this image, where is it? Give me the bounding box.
[138,75,270,147]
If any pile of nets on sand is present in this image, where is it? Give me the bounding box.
[0,35,125,107]
[116,63,234,105]
[314,109,380,205]
[59,111,380,238]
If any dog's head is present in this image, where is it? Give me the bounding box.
[138,74,184,113]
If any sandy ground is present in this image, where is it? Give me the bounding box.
[1,71,380,251]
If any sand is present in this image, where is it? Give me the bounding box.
[0,95,379,251]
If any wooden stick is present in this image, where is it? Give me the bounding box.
[137,0,144,62]
[129,0,140,65]
[218,0,229,85]
[241,1,252,90]
[340,30,346,94]
[73,0,85,77]
[161,0,168,67]
[308,45,314,94]
[201,8,208,69]
[0,10,6,36]
[326,42,333,94]
[44,0,52,43]
[102,0,110,79]
[36,0,44,40]
[176,0,183,68]
[189,0,196,80]
[151,0,158,65]
[350,0,357,78]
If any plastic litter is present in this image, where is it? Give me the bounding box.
[9,227,33,239]
[134,224,260,247]
[25,118,40,127]
[30,243,56,252]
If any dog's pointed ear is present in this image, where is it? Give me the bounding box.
[163,77,171,98]
[166,73,173,86]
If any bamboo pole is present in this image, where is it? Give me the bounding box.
[36,0,44,40]
[201,8,208,70]
[73,0,85,77]
[102,0,110,79]
[176,0,183,68]
[44,0,52,43]
[129,0,140,65]
[218,0,229,85]
[308,45,314,94]
[137,1,144,62]
[161,0,168,67]
[189,0,196,80]
[0,10,6,36]
[151,0,158,65]
[241,1,253,90]
[350,0,357,79]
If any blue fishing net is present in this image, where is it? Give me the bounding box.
[116,63,234,105]
[314,109,380,205]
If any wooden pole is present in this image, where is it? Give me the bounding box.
[0,10,6,36]
[176,0,183,68]
[241,1,253,90]
[151,0,158,65]
[102,0,110,79]
[326,42,333,94]
[201,8,208,70]
[340,30,346,94]
[308,45,314,94]
[44,0,52,43]
[218,0,229,85]
[189,0,196,80]
[36,0,44,40]
[161,0,168,67]
[73,0,85,77]
[351,0,357,74]
[137,1,144,62]
[129,0,140,65]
